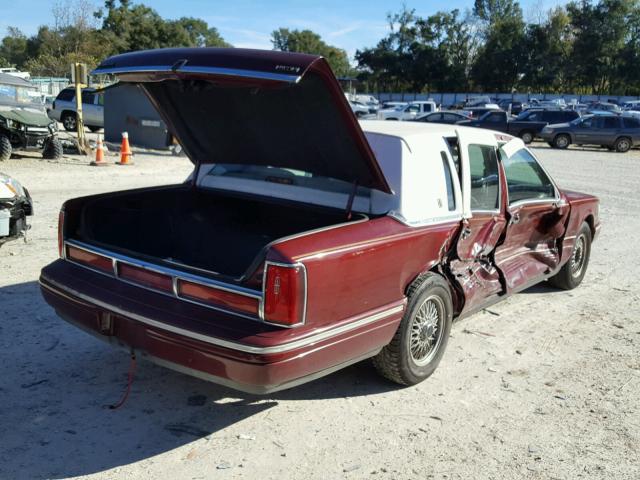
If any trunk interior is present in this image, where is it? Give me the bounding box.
[70,186,358,279]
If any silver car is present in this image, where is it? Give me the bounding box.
[48,87,104,132]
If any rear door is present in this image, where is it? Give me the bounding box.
[494,140,569,292]
[574,116,598,144]
[452,129,508,312]
[600,116,622,145]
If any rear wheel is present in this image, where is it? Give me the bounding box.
[548,222,592,290]
[61,112,77,131]
[553,134,570,149]
[373,273,452,386]
[0,134,11,161]
[614,137,631,153]
[42,136,63,160]
[520,130,534,144]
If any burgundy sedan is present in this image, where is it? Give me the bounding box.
[40,48,600,393]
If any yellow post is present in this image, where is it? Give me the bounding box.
[74,63,89,155]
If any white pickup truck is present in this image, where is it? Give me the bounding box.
[377,101,438,121]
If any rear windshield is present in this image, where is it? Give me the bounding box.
[206,163,370,196]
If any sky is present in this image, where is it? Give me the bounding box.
[1,0,567,59]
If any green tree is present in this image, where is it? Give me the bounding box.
[0,27,29,68]
[271,28,351,76]
[470,0,526,91]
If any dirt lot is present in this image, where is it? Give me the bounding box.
[0,143,638,480]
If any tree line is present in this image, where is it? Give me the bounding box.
[1,0,639,95]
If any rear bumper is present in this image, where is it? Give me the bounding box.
[40,260,403,394]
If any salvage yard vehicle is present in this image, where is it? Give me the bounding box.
[0,172,32,247]
[377,100,438,120]
[48,87,104,132]
[457,109,552,144]
[40,48,600,394]
[412,111,470,124]
[0,73,63,161]
[540,114,640,152]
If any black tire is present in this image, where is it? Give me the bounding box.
[42,136,63,160]
[520,130,534,144]
[553,134,570,149]
[614,136,631,153]
[373,273,453,386]
[548,222,592,290]
[61,112,77,131]
[0,134,11,161]
[88,126,102,133]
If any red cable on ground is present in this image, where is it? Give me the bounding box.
[109,351,137,410]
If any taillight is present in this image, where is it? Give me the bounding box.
[117,263,173,292]
[178,280,260,316]
[58,210,65,258]
[66,245,113,273]
[263,262,306,327]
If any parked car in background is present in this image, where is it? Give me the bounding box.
[349,101,371,118]
[456,109,548,144]
[377,100,438,120]
[497,99,526,115]
[0,172,32,247]
[465,105,501,119]
[586,102,621,115]
[463,95,492,107]
[516,109,580,125]
[540,114,640,152]
[48,87,104,132]
[412,111,470,124]
[380,101,407,110]
[621,100,640,111]
[40,48,599,394]
[0,73,63,161]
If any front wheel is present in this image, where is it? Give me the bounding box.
[42,136,63,160]
[548,222,592,290]
[520,130,534,144]
[373,273,452,386]
[0,134,11,161]
[61,112,77,131]
[553,134,570,149]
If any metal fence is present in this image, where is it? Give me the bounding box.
[370,92,640,105]
[30,77,70,96]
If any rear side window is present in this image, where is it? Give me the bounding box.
[56,89,74,101]
[440,152,456,211]
[603,117,619,129]
[502,149,555,204]
[623,117,640,128]
[81,90,95,104]
[468,144,499,211]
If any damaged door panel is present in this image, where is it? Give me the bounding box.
[450,130,507,313]
[494,145,568,292]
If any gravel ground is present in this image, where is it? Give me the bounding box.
[0,143,638,480]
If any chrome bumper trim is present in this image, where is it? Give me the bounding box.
[40,278,404,355]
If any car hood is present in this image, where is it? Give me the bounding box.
[93,48,392,193]
[0,105,52,127]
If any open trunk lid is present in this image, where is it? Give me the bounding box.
[93,48,391,193]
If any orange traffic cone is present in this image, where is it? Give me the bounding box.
[116,132,133,165]
[90,135,109,166]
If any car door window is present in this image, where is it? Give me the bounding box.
[81,91,95,104]
[527,111,542,121]
[468,144,500,211]
[623,117,640,128]
[425,113,441,122]
[441,113,458,123]
[602,117,619,129]
[501,149,555,204]
[96,93,104,106]
[406,104,420,113]
[484,112,504,123]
